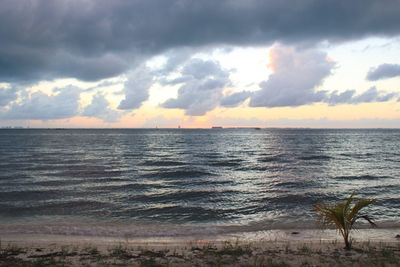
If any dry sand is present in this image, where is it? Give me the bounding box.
[1,231,400,266]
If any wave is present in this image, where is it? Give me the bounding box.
[262,193,338,207]
[54,168,126,178]
[26,179,95,187]
[88,183,165,192]
[209,159,243,167]
[273,181,317,189]
[141,169,214,179]
[377,197,400,207]
[0,129,399,226]
[334,175,387,180]
[196,152,224,159]
[0,200,114,216]
[363,184,400,194]
[167,179,235,187]
[339,152,375,158]
[139,160,188,167]
[129,205,229,222]
[0,189,72,202]
[127,189,239,203]
[298,155,332,161]
[258,154,288,163]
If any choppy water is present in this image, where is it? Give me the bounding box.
[0,129,399,237]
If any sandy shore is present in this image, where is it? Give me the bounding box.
[1,231,400,266]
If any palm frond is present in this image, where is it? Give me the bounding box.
[359,215,377,227]
[348,198,375,225]
[313,192,376,250]
[343,192,355,217]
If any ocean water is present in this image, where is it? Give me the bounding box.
[0,128,399,238]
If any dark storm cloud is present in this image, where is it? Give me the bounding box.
[1,0,400,82]
[367,64,400,81]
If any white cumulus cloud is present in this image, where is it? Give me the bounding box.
[0,86,80,120]
[250,45,334,107]
[162,58,231,116]
[82,93,120,122]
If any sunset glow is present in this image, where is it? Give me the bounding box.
[0,2,399,128]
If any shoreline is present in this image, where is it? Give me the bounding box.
[2,218,399,238]
[1,222,399,266]
[2,227,399,248]
[1,233,399,266]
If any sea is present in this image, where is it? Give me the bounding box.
[0,128,399,241]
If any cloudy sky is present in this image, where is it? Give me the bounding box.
[0,0,400,128]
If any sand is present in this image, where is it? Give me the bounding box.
[1,231,400,266]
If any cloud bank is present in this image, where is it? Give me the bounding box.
[220,91,253,107]
[118,68,154,110]
[1,86,80,120]
[1,44,397,121]
[0,88,17,106]
[159,45,397,115]
[82,93,120,122]
[246,46,398,109]
[1,0,400,82]
[326,87,397,105]
[367,64,400,81]
[1,1,399,123]
[250,45,333,107]
[162,59,231,115]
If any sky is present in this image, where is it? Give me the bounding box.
[0,0,400,128]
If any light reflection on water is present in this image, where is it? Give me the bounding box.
[0,128,399,236]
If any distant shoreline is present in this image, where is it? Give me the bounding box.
[2,127,400,130]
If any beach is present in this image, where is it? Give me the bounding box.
[1,129,399,266]
[1,231,400,266]
[1,225,400,266]
[2,0,400,264]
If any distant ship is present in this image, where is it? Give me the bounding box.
[211,126,223,129]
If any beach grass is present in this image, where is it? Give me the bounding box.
[0,239,399,266]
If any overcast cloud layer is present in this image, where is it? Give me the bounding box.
[0,0,400,122]
[1,0,400,83]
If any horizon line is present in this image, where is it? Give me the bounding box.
[1,127,400,130]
